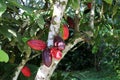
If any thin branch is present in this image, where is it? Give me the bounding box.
[28,52,41,61]
[90,0,95,30]
[74,0,81,32]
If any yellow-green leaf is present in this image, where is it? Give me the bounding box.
[104,0,113,5]
[0,50,9,63]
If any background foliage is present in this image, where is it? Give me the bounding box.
[0,0,120,80]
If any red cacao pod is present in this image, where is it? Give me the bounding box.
[87,3,91,9]
[27,40,46,51]
[21,66,31,77]
[50,47,62,60]
[54,35,65,50]
[62,24,69,40]
[42,48,52,67]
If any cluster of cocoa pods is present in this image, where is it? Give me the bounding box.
[26,24,69,68]
[22,21,71,77]
[42,35,65,67]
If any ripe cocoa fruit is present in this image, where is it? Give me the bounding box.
[84,3,91,14]
[27,40,46,51]
[54,35,65,50]
[62,24,69,40]
[87,3,91,9]
[42,48,52,67]
[50,47,62,60]
[21,66,31,77]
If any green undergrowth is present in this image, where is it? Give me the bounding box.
[0,63,118,80]
[51,65,118,80]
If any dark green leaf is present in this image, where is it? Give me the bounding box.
[0,0,7,17]
[0,26,12,40]
[21,6,34,15]
[30,26,39,37]
[92,45,98,54]
[104,0,113,5]
[112,5,118,17]
[36,16,45,29]
[7,0,34,15]
[22,37,30,43]
[68,0,80,9]
[7,0,22,8]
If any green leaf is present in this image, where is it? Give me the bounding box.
[22,37,30,43]
[7,0,34,15]
[69,0,80,9]
[17,43,24,53]
[30,26,39,37]
[104,0,113,5]
[0,0,7,17]
[92,45,98,54]
[21,6,34,15]
[36,16,45,29]
[7,0,22,8]
[0,50,9,63]
[112,5,118,17]
[0,26,12,40]
[86,0,92,2]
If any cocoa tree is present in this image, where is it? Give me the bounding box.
[0,0,120,80]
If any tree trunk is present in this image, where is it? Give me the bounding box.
[35,0,68,80]
[90,0,95,30]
